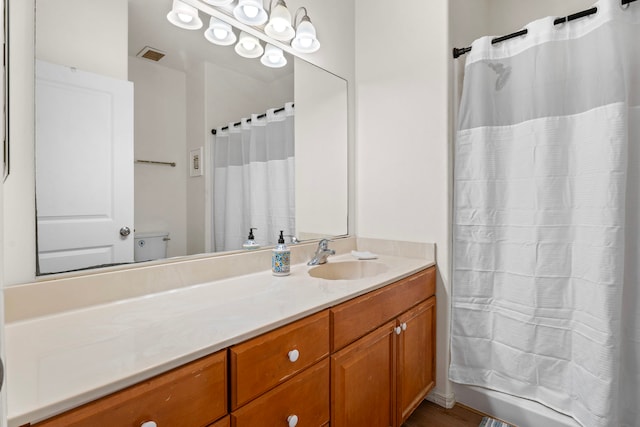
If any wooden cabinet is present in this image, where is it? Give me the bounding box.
[32,350,228,427]
[28,266,435,427]
[330,267,436,427]
[331,267,436,352]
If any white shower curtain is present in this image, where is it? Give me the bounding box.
[212,103,295,252]
[450,1,639,426]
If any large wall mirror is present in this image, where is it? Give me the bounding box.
[34,0,348,275]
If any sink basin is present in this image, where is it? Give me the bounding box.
[308,261,388,280]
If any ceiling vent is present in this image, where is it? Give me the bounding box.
[136,46,166,62]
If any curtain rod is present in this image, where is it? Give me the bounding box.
[211,104,294,135]
[452,0,637,59]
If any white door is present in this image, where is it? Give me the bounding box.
[35,60,134,274]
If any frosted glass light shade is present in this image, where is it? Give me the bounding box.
[291,17,320,53]
[235,32,264,58]
[260,44,287,68]
[233,0,268,25]
[167,0,203,30]
[204,17,237,46]
[265,0,295,41]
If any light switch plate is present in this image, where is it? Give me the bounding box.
[189,147,203,177]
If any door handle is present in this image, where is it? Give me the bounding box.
[120,226,131,237]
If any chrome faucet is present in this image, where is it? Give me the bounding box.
[307,239,335,265]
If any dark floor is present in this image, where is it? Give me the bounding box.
[403,400,485,427]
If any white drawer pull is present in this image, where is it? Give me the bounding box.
[401,322,407,331]
[141,422,157,427]
[288,349,300,362]
[287,414,299,427]
[395,326,402,335]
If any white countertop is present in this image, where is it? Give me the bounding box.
[5,253,434,427]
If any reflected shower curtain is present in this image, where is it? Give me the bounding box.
[450,1,639,426]
[212,103,295,252]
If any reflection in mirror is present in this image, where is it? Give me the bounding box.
[33,0,347,275]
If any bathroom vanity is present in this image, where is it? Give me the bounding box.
[6,244,435,427]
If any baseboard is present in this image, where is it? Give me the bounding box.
[426,389,456,409]
[425,390,515,425]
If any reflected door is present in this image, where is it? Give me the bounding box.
[35,60,134,274]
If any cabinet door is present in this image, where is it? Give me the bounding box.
[331,321,396,427]
[396,296,436,424]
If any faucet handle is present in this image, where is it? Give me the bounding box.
[318,238,331,249]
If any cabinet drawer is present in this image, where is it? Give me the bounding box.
[33,350,227,427]
[230,310,330,409]
[331,267,435,351]
[231,358,330,427]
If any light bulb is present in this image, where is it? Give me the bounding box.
[243,5,259,18]
[299,37,312,48]
[178,13,193,23]
[213,28,228,39]
[242,40,256,51]
[268,54,280,64]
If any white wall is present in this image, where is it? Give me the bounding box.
[295,59,348,238]
[355,0,453,403]
[35,0,127,80]
[186,63,207,256]
[205,62,294,130]
[129,57,188,258]
[487,0,596,36]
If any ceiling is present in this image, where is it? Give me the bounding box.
[128,0,293,82]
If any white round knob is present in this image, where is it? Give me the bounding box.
[141,422,157,427]
[288,349,300,362]
[287,414,299,427]
[401,322,407,331]
[395,326,402,335]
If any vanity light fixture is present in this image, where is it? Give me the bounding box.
[235,31,264,58]
[204,17,237,46]
[264,0,295,41]
[167,0,203,30]
[233,0,269,26]
[291,7,320,53]
[260,44,287,68]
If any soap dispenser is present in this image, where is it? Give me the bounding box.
[272,230,290,276]
[242,228,261,250]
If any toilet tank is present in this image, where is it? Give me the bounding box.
[134,231,169,262]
